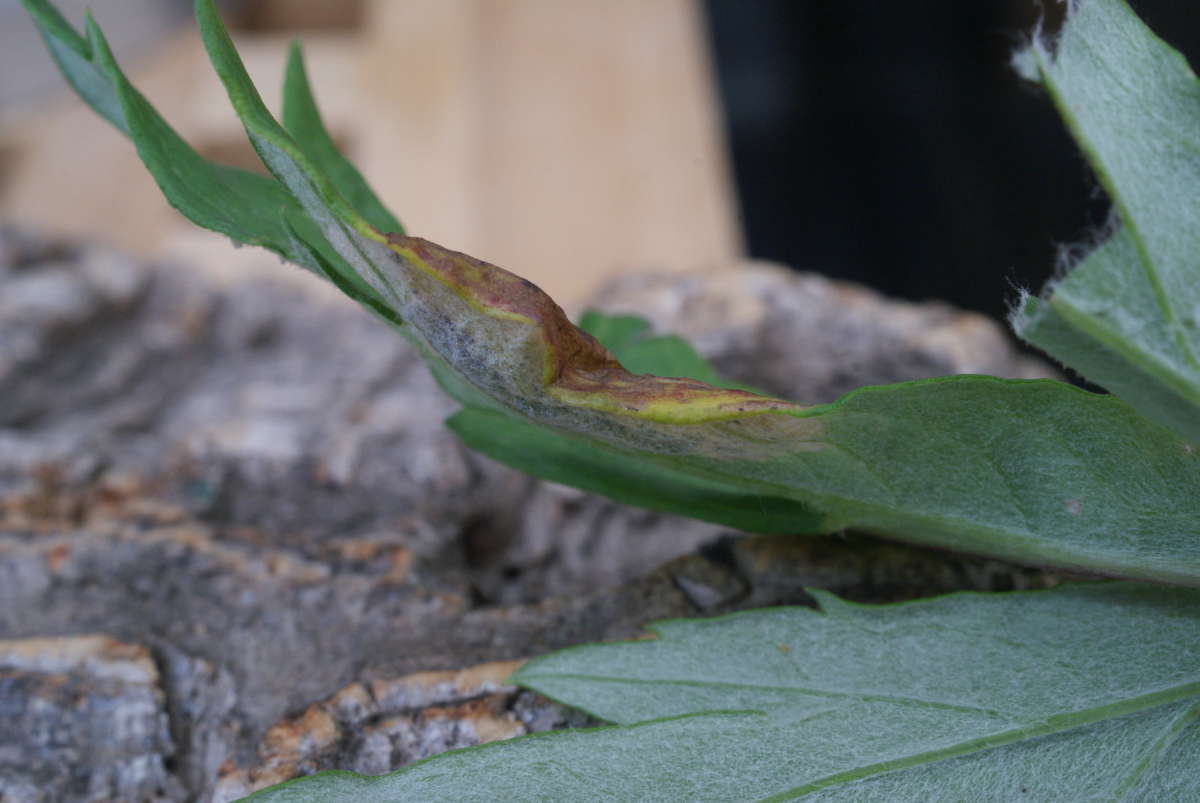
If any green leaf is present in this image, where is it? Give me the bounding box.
[449,407,824,534]
[238,583,1200,801]
[134,4,1200,585]
[1011,0,1200,443]
[684,376,1200,585]
[22,0,309,265]
[282,41,405,236]
[578,310,761,392]
[457,312,1200,569]
[449,314,812,533]
[193,0,410,315]
[472,310,1200,582]
[22,0,125,132]
[575,311,652,353]
[29,0,1200,584]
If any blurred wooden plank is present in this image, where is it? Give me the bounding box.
[1,0,741,304]
[361,0,742,302]
[360,1,481,260]
[223,0,364,32]
[0,29,200,264]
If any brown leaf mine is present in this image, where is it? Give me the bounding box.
[378,235,822,458]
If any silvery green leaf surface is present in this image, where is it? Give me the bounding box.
[240,583,1200,801]
[1011,0,1200,443]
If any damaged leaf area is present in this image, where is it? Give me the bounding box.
[24,0,1200,586]
[378,235,807,433]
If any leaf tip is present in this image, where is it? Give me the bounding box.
[285,37,306,81]
[81,10,115,71]
[1010,43,1041,82]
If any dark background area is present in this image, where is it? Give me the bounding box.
[703,0,1199,325]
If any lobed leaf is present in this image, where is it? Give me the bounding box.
[1011,0,1200,443]
[27,0,1200,584]
[453,358,1200,584]
[240,582,1200,801]
[212,9,1200,582]
[23,0,305,264]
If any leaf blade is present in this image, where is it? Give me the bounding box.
[22,0,126,132]
[281,41,405,235]
[448,407,825,534]
[194,0,405,309]
[238,583,1200,801]
[23,0,322,265]
[30,0,1200,584]
[193,0,1200,584]
[1012,0,1200,441]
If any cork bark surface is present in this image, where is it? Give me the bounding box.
[0,226,1065,801]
